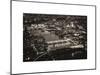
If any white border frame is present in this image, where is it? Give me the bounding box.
[11,0,96,74]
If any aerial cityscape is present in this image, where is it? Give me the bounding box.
[23,13,87,62]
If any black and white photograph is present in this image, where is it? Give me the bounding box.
[12,1,96,74]
[23,13,87,62]
[0,0,98,75]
